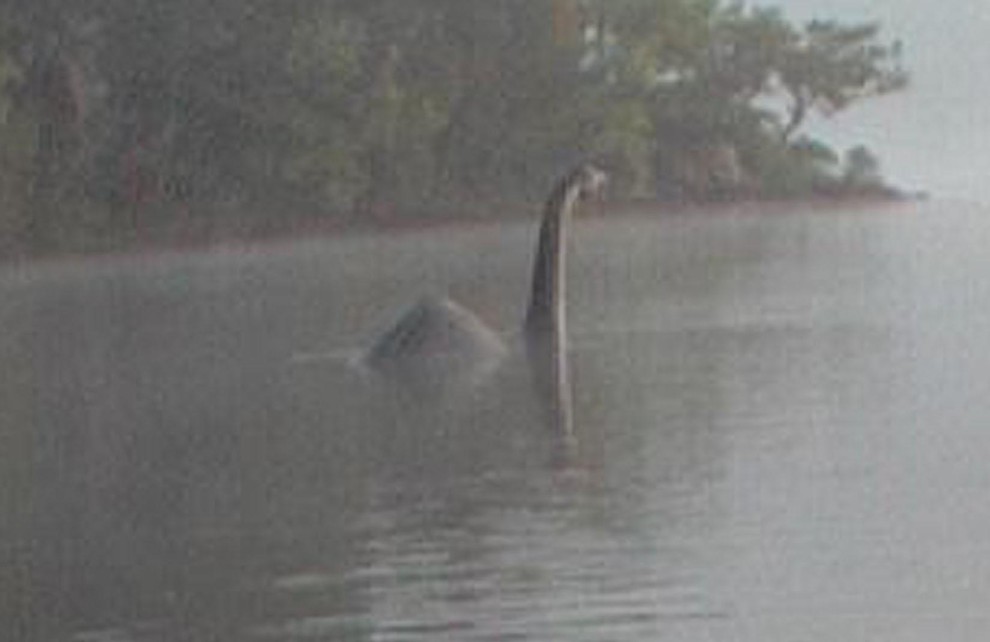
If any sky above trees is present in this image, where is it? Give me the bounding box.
[774,0,990,202]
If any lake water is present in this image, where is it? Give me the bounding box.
[3,201,990,641]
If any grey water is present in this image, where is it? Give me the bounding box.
[3,201,990,641]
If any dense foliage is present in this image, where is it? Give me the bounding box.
[0,0,906,255]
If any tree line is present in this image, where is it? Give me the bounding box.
[0,0,907,256]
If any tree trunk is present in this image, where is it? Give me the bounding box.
[781,91,807,143]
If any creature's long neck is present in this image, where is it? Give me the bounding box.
[524,178,580,341]
[524,177,580,442]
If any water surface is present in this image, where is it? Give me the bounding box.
[3,201,990,641]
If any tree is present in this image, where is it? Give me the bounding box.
[0,0,911,256]
[842,144,882,188]
[778,20,907,141]
[0,0,99,247]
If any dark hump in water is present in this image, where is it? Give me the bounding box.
[364,295,507,375]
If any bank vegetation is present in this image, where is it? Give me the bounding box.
[0,0,907,257]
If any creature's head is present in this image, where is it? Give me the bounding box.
[570,163,608,204]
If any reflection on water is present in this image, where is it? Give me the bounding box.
[4,202,990,640]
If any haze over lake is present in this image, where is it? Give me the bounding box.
[2,1,987,639]
[4,200,990,641]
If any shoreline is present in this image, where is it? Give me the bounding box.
[0,192,921,271]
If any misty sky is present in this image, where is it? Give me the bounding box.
[771,0,989,203]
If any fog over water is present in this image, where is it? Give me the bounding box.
[5,201,990,640]
[3,2,989,639]
[775,0,990,203]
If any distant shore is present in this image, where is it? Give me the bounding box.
[0,189,924,269]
